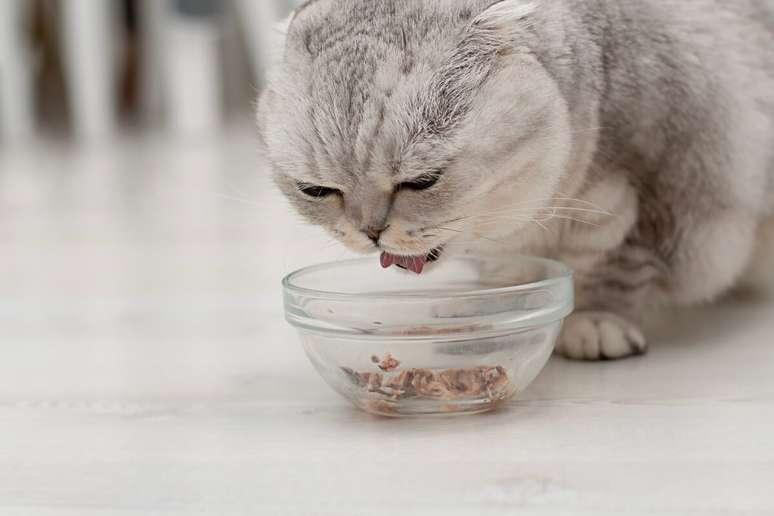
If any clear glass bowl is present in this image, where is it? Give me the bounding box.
[283,256,574,417]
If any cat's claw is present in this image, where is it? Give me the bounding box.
[557,311,647,361]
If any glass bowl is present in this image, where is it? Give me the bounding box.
[283,256,574,417]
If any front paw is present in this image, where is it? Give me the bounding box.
[557,311,647,361]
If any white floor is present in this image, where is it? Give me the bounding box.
[1,130,773,516]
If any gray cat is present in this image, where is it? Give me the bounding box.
[257,0,774,360]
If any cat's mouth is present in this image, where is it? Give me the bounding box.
[379,247,443,275]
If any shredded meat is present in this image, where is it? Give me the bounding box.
[342,358,511,409]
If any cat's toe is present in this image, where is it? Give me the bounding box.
[557,311,647,361]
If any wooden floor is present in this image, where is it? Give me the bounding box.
[1,131,773,515]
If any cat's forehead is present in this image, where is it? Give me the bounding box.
[298,78,454,186]
[292,0,477,53]
[275,0,499,184]
[290,61,433,183]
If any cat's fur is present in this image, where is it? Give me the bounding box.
[257,0,774,360]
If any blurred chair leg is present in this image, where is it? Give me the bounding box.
[0,0,35,143]
[161,0,224,137]
[137,0,166,125]
[234,0,285,86]
[59,0,117,140]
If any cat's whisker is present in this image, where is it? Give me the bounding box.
[463,206,613,221]
[542,205,614,215]
[487,206,615,217]
[472,235,509,245]
[445,196,613,223]
[551,193,611,211]
[431,226,508,246]
[531,219,552,234]
[540,199,611,214]
[477,211,612,223]
[543,214,602,227]
[438,216,468,225]
[487,205,615,217]
[473,212,601,225]
[470,210,604,231]
[213,192,263,207]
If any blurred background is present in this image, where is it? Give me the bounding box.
[0,0,358,403]
[3,4,773,513]
[0,0,305,141]
[0,0,313,140]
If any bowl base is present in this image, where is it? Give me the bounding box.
[355,395,515,418]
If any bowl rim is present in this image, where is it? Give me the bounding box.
[282,255,574,302]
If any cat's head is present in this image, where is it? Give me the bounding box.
[258,0,572,272]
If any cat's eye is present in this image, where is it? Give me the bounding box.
[297,183,341,199]
[398,171,443,192]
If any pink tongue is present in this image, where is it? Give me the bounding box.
[380,252,427,274]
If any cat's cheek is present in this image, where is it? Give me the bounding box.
[333,231,373,254]
[330,218,374,254]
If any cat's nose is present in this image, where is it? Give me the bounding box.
[365,226,386,244]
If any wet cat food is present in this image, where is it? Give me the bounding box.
[342,360,511,405]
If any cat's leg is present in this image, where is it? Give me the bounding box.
[557,245,662,360]
[557,209,759,361]
[559,310,647,360]
[551,175,655,360]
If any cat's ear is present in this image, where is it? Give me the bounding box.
[469,0,538,41]
[283,0,330,59]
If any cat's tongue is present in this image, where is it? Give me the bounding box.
[380,252,427,274]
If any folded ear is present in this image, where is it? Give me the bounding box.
[413,1,539,138]
[266,0,332,65]
[469,0,538,42]
[283,0,332,59]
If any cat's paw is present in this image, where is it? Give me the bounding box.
[557,311,647,361]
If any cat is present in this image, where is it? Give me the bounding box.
[257,0,774,360]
